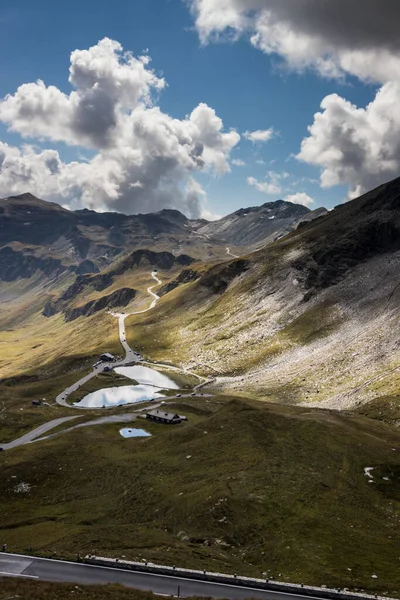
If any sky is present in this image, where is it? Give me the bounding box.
[0,0,398,219]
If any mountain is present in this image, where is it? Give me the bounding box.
[1,183,399,596]
[194,200,328,247]
[1,180,399,409]
[125,176,400,411]
[0,193,203,279]
[0,193,328,284]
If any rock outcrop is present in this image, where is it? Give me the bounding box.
[64,288,137,322]
[200,259,250,294]
[159,269,199,296]
[0,246,69,282]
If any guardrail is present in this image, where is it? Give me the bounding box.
[85,555,396,600]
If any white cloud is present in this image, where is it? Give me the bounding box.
[297,83,400,198]
[247,170,285,195]
[0,38,165,149]
[232,158,246,166]
[0,38,240,217]
[189,1,400,84]
[284,192,314,207]
[186,178,221,220]
[244,128,274,143]
[188,2,400,197]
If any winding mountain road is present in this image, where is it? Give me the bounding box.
[226,247,239,258]
[0,271,214,450]
[56,272,162,408]
[55,270,212,409]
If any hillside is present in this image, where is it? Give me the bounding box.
[0,397,399,595]
[125,176,400,410]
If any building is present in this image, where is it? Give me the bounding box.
[100,353,115,362]
[146,409,182,425]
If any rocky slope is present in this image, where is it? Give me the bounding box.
[0,193,329,283]
[41,249,195,321]
[0,194,222,281]
[194,200,327,247]
[64,287,137,321]
[125,176,400,410]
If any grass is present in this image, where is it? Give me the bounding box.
[0,264,132,381]
[279,303,343,345]
[125,278,344,386]
[0,397,399,596]
[0,360,93,443]
[355,395,400,425]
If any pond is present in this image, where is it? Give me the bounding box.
[74,384,166,409]
[114,365,179,389]
[120,428,152,438]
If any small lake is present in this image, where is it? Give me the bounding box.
[114,365,179,389]
[120,428,152,438]
[74,384,166,408]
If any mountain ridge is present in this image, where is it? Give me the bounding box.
[124,175,400,411]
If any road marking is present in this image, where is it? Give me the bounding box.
[0,571,39,579]
[0,554,332,599]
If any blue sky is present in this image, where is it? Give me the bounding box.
[0,0,388,217]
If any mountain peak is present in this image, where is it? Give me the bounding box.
[1,193,70,213]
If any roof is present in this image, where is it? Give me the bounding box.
[147,409,181,421]
[100,353,115,359]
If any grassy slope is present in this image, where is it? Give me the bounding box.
[0,265,173,380]
[0,397,399,595]
[125,241,400,409]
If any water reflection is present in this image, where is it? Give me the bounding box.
[74,384,165,408]
[120,428,152,438]
[115,365,179,389]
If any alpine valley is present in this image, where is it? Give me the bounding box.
[0,180,399,597]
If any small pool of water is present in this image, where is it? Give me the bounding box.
[120,428,152,438]
[114,365,179,389]
[74,385,166,408]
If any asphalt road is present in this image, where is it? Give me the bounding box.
[226,247,239,259]
[0,271,213,450]
[56,271,162,408]
[0,416,79,450]
[0,553,324,600]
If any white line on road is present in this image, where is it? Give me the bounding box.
[0,571,39,579]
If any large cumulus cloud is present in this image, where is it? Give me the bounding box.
[297,83,400,198]
[189,0,400,83]
[0,38,239,216]
[189,0,400,197]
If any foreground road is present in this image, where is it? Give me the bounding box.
[0,553,324,600]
